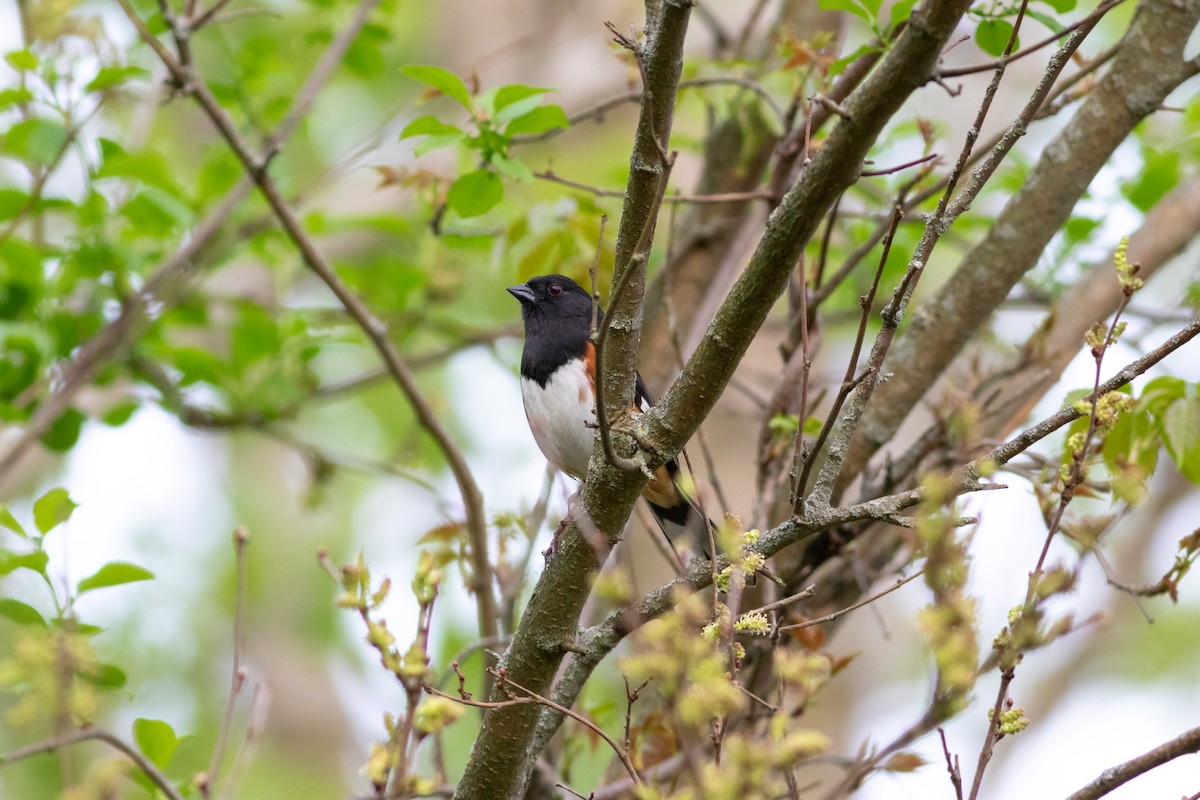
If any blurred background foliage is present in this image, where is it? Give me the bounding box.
[0,0,1198,797]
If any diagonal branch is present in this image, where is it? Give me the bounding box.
[840,0,1200,491]
[1,726,185,800]
[528,317,1200,757]
[0,0,384,490]
[114,0,500,642]
[452,5,696,798]
[1065,724,1200,800]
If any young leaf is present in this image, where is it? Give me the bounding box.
[0,506,27,539]
[402,65,472,110]
[890,0,917,26]
[40,407,86,453]
[89,663,128,689]
[446,169,503,218]
[102,402,140,427]
[85,65,150,93]
[495,93,550,125]
[2,118,68,166]
[34,487,78,534]
[0,549,49,576]
[134,718,179,769]
[0,598,47,626]
[494,84,552,113]
[4,50,38,71]
[505,105,569,137]
[1026,9,1064,33]
[413,132,466,157]
[975,19,1016,57]
[77,561,155,595]
[400,115,464,140]
[491,154,534,182]
[827,43,880,78]
[1163,398,1200,484]
[818,0,873,23]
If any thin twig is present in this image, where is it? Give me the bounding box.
[116,0,500,642]
[745,585,817,617]
[795,202,902,509]
[534,169,772,204]
[861,153,939,177]
[777,571,923,632]
[939,728,965,800]
[937,0,1128,79]
[207,527,250,790]
[1,726,185,800]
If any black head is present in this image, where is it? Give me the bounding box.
[508,275,599,385]
[506,275,594,323]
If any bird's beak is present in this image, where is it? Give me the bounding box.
[507,284,536,304]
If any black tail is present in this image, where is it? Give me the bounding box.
[643,460,714,558]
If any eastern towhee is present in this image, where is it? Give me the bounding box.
[508,274,710,554]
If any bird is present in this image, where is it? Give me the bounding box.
[507,274,710,556]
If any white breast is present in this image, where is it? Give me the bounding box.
[521,359,596,479]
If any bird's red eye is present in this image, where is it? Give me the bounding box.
[549,284,563,296]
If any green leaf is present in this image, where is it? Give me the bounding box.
[40,407,86,453]
[0,549,49,576]
[504,105,569,137]
[2,118,68,166]
[827,43,880,78]
[77,561,155,595]
[0,87,34,110]
[121,188,193,236]
[1042,0,1076,11]
[171,346,226,386]
[0,189,29,222]
[0,598,47,626]
[491,154,533,182]
[975,19,1016,57]
[400,115,463,139]
[413,132,466,156]
[495,94,550,125]
[1163,398,1200,484]
[1026,9,1064,33]
[89,662,127,689]
[230,303,280,368]
[494,84,552,112]
[1122,149,1179,213]
[890,0,917,25]
[134,718,178,769]
[4,50,38,71]
[818,0,873,23]
[1139,376,1186,416]
[446,169,503,218]
[0,506,27,539]
[85,65,149,93]
[34,488,77,534]
[402,65,472,109]
[101,401,140,427]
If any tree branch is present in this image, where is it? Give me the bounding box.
[0,0,385,488]
[840,0,1200,491]
[453,4,695,797]
[528,317,1200,758]
[1065,725,1200,800]
[116,0,500,644]
[1,726,185,800]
